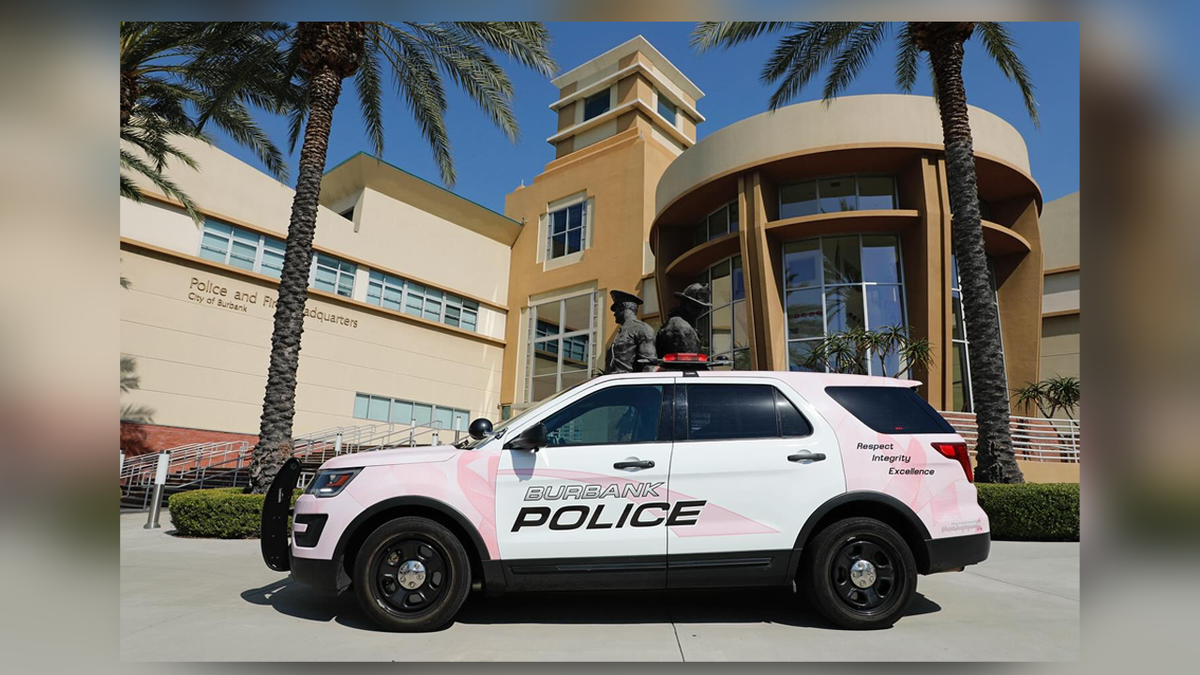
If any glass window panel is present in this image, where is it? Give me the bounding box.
[561,335,591,372]
[433,406,453,430]
[731,256,745,301]
[567,203,583,229]
[542,385,664,446]
[551,209,567,234]
[822,235,862,285]
[567,228,582,253]
[366,396,390,422]
[776,391,813,436]
[405,292,424,317]
[826,285,865,333]
[866,285,905,330]
[786,288,824,339]
[657,93,676,122]
[862,235,901,283]
[733,349,752,371]
[583,89,610,120]
[783,239,821,289]
[532,346,559,376]
[353,393,370,419]
[550,232,567,258]
[710,259,731,307]
[229,241,257,270]
[779,181,818,219]
[460,309,477,332]
[408,403,431,426]
[818,176,856,213]
[952,342,971,412]
[382,286,402,310]
[390,400,413,424]
[788,340,820,372]
[561,294,590,334]
[733,301,749,350]
[203,220,233,236]
[530,374,558,402]
[951,292,965,341]
[708,207,728,238]
[261,249,284,278]
[199,234,228,262]
[857,176,896,210]
[728,202,739,232]
[560,368,589,391]
[337,278,353,297]
[687,384,778,440]
[710,305,733,356]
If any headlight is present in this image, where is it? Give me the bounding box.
[306,468,360,497]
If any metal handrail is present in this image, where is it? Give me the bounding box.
[939,411,1080,463]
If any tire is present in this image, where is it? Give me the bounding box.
[353,516,471,632]
[800,517,917,630]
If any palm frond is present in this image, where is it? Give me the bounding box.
[452,22,558,77]
[822,22,889,102]
[355,34,387,156]
[120,149,202,224]
[690,22,794,52]
[894,23,921,92]
[374,26,455,185]
[763,22,861,111]
[974,22,1039,126]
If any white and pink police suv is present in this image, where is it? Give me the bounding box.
[261,357,989,632]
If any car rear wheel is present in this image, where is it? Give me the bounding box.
[801,516,917,630]
[353,516,471,632]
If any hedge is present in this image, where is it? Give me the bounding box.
[169,487,299,539]
[976,482,1079,541]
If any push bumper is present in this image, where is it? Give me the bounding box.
[923,532,990,574]
[290,554,352,593]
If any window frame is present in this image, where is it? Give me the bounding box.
[655,89,678,126]
[783,233,909,377]
[582,88,611,121]
[692,200,739,247]
[365,269,480,332]
[539,382,673,448]
[525,290,601,403]
[949,253,1005,412]
[677,382,814,442]
[695,254,750,370]
[778,173,899,219]
[545,198,588,261]
[310,252,356,298]
[198,218,287,279]
[352,392,471,431]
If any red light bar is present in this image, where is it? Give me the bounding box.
[663,353,707,362]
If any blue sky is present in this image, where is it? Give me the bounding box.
[213,22,1080,214]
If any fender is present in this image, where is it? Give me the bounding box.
[333,495,492,564]
[785,491,932,582]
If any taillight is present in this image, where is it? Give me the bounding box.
[932,442,974,482]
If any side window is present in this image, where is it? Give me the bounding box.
[775,389,814,437]
[542,384,665,447]
[825,386,954,434]
[686,384,778,440]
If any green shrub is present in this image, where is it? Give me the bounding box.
[168,487,299,539]
[976,482,1079,541]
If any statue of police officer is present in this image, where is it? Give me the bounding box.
[605,290,657,373]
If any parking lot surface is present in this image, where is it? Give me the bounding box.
[120,512,1078,661]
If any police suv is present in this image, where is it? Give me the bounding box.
[261,355,989,632]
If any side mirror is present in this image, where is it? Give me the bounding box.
[504,423,547,452]
[468,417,493,440]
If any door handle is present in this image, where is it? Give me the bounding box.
[788,451,826,463]
[613,459,655,470]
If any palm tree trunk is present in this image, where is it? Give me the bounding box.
[248,64,344,493]
[927,33,1024,483]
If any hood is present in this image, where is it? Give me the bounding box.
[317,444,462,470]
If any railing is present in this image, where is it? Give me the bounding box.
[940,411,1080,463]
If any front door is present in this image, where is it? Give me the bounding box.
[495,380,674,590]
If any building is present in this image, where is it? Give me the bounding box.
[121,36,1069,471]
[1038,192,1080,381]
[120,138,518,452]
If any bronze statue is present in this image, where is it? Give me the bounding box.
[655,282,710,357]
[605,290,657,373]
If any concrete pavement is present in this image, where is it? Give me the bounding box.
[120,512,1079,661]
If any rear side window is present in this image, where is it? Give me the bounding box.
[776,389,813,437]
[825,386,954,434]
[687,384,778,440]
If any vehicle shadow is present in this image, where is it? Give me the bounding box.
[241,578,940,632]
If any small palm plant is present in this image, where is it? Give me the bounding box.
[249,22,557,492]
[1013,375,1080,419]
[801,325,933,379]
[120,21,297,222]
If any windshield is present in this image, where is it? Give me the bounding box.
[458,380,588,449]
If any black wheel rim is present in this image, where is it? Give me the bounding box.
[830,536,901,614]
[371,535,448,617]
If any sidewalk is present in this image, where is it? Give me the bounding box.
[120,512,1079,661]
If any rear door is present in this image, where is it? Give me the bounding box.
[664,378,845,587]
[495,378,675,590]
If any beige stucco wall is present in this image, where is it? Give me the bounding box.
[1038,192,1080,381]
[120,137,513,434]
[1040,192,1080,270]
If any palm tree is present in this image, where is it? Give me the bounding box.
[120,22,296,222]
[692,22,1037,483]
[248,22,556,492]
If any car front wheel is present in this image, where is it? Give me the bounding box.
[801,516,917,630]
[353,516,471,632]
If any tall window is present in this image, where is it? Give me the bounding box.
[311,253,356,297]
[950,253,1005,412]
[366,270,479,332]
[527,292,599,402]
[656,89,677,125]
[696,256,750,370]
[199,219,286,278]
[779,175,897,219]
[547,200,587,259]
[353,392,469,431]
[583,88,610,121]
[784,234,907,375]
[693,200,739,247]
